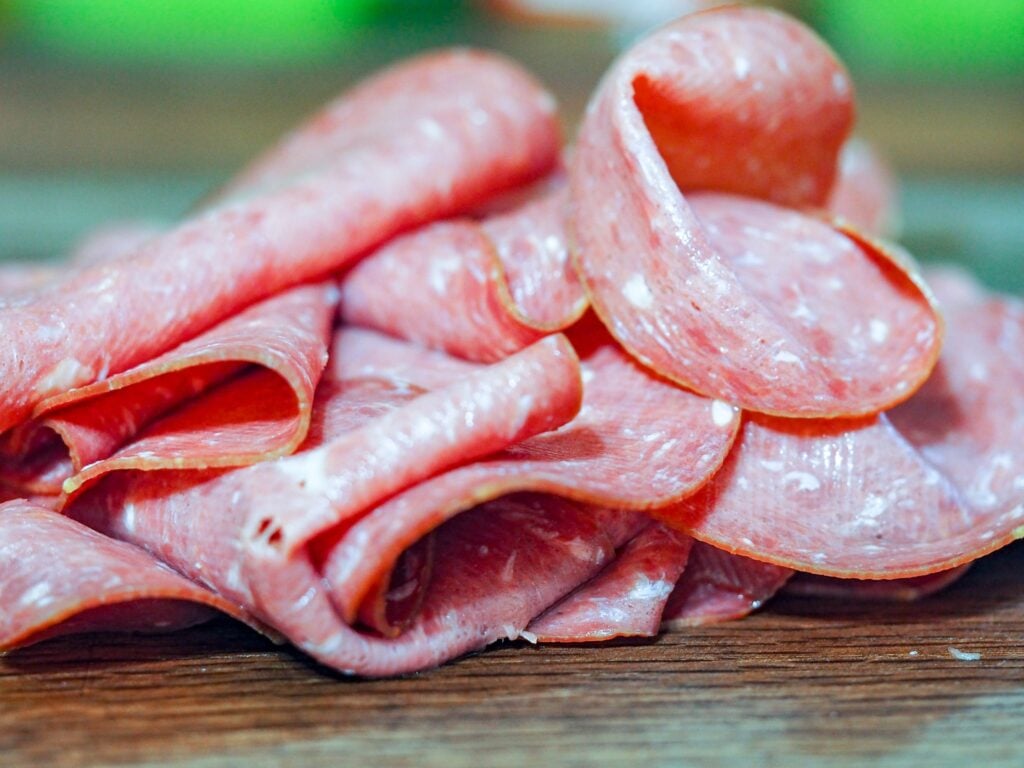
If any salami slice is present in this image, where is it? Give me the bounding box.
[314,334,737,629]
[0,500,248,651]
[784,565,970,602]
[659,268,1024,577]
[340,185,585,363]
[570,7,940,416]
[0,282,336,498]
[0,51,560,431]
[527,522,692,642]
[661,542,792,627]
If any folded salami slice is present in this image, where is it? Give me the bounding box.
[570,7,940,416]
[659,268,1024,578]
[784,565,970,602]
[340,185,586,362]
[313,334,737,632]
[661,542,792,628]
[0,500,248,651]
[0,51,560,431]
[527,523,692,642]
[0,282,336,498]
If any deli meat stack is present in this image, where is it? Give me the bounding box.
[2,8,1020,677]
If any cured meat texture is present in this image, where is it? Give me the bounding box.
[570,7,940,417]
[0,282,337,499]
[340,184,585,363]
[0,50,560,432]
[0,500,244,650]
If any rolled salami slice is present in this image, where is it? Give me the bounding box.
[570,7,940,416]
[0,282,336,498]
[0,500,249,651]
[341,184,586,363]
[0,50,560,431]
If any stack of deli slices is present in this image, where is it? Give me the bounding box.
[1,8,1020,677]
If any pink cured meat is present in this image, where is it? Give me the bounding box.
[570,7,941,417]
[527,523,692,642]
[661,542,792,628]
[827,138,899,238]
[0,51,560,431]
[55,335,585,675]
[784,565,970,602]
[660,269,1024,577]
[340,185,586,363]
[0,282,336,497]
[0,500,249,651]
[315,330,738,630]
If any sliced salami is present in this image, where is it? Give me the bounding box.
[340,185,585,363]
[0,281,336,498]
[784,565,970,602]
[570,7,940,416]
[827,138,899,238]
[0,51,559,431]
[0,499,249,651]
[661,542,792,627]
[527,522,692,642]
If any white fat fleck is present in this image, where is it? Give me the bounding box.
[34,357,94,397]
[759,460,784,472]
[790,301,815,322]
[501,552,517,583]
[711,400,737,428]
[230,490,242,506]
[782,471,821,492]
[276,449,331,498]
[623,273,655,309]
[629,576,674,602]
[833,72,849,95]
[733,55,750,80]
[861,494,888,520]
[812,552,828,563]
[122,503,137,534]
[773,350,803,366]
[969,362,988,381]
[869,319,890,344]
[826,277,845,292]
[741,537,755,547]
[417,117,444,140]
[948,646,981,662]
[19,581,54,607]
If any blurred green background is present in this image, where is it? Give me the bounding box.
[0,0,1021,288]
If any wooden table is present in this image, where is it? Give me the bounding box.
[4,541,1023,767]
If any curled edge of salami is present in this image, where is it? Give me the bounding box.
[340,185,587,363]
[660,542,793,628]
[570,7,941,417]
[1,281,336,500]
[826,138,900,239]
[0,500,250,652]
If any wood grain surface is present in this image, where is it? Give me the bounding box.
[3,541,1023,768]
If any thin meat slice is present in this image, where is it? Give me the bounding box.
[660,269,1024,577]
[0,500,248,651]
[784,565,970,602]
[661,542,792,628]
[0,282,336,497]
[571,7,940,416]
[315,337,738,628]
[340,185,585,363]
[0,50,560,431]
[827,138,899,238]
[528,523,692,642]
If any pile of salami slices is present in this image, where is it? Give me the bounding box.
[2,8,1021,678]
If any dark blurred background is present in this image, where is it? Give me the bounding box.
[0,0,1021,288]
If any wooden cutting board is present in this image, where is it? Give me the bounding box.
[3,541,1022,768]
